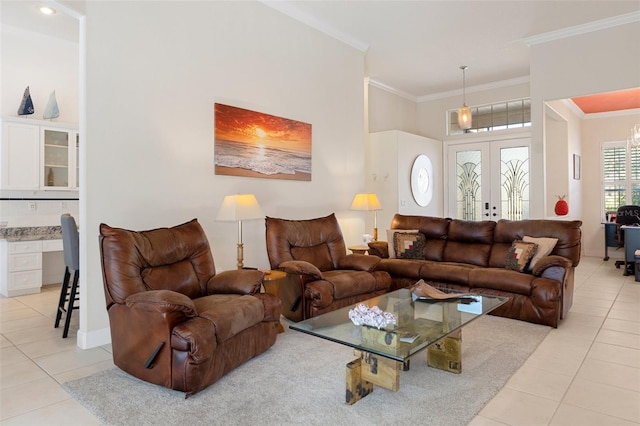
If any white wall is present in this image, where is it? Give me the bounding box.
[1,26,79,124]
[368,130,443,233]
[81,1,366,347]
[543,99,582,221]
[368,85,418,134]
[529,21,640,259]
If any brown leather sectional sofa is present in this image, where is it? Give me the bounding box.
[368,214,582,328]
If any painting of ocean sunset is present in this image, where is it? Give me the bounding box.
[214,103,312,181]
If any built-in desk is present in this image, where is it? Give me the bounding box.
[0,226,63,297]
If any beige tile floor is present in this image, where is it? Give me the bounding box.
[0,256,639,425]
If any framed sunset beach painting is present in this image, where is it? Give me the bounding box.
[214,103,312,181]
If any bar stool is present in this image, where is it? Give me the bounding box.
[55,213,79,338]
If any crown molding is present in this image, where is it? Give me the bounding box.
[368,75,530,104]
[368,79,418,102]
[260,1,369,53]
[416,76,530,103]
[562,99,586,119]
[580,107,640,120]
[523,11,640,46]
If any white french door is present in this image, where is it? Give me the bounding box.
[447,138,531,221]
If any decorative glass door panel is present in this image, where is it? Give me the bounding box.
[448,138,530,221]
[456,150,483,221]
[499,146,529,220]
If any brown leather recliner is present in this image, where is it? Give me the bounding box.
[99,219,281,397]
[265,213,391,321]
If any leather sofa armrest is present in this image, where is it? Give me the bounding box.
[367,241,389,258]
[532,255,572,276]
[207,269,264,295]
[337,254,381,271]
[125,290,197,318]
[279,260,323,280]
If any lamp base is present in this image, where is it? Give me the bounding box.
[237,242,244,269]
[373,227,378,242]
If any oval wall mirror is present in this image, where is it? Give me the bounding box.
[410,154,433,207]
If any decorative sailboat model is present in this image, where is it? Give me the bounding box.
[43,90,60,120]
[17,86,35,116]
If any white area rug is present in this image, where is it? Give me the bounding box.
[63,315,550,426]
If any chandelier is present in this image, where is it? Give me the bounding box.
[629,123,640,147]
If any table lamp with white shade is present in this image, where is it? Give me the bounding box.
[350,193,382,241]
[216,194,264,269]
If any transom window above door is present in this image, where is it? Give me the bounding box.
[448,98,531,136]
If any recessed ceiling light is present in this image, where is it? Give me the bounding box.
[39,6,56,15]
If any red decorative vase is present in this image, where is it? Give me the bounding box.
[554,195,569,216]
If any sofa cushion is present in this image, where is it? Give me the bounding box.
[376,258,424,279]
[394,232,426,259]
[419,261,475,285]
[318,270,391,300]
[505,240,537,272]
[523,236,558,271]
[386,229,418,258]
[194,294,264,343]
[142,260,202,300]
[291,243,334,271]
[468,268,534,296]
[442,220,495,266]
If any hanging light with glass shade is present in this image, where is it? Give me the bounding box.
[458,65,472,131]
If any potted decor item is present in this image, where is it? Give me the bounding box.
[554,195,569,216]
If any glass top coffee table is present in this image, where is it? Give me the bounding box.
[289,288,507,404]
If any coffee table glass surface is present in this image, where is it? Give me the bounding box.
[289,288,507,362]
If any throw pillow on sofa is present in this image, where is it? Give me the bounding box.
[394,232,426,259]
[523,235,558,271]
[505,240,538,272]
[386,229,419,258]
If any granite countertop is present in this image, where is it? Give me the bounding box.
[0,226,63,242]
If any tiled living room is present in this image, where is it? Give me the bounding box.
[1,256,639,424]
[1,1,640,424]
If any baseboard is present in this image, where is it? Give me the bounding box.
[77,326,111,349]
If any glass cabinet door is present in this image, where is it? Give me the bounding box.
[42,129,69,188]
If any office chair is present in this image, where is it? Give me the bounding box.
[614,205,640,272]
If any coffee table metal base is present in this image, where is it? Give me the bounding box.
[345,330,462,405]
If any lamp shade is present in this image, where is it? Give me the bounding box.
[216,194,264,221]
[457,105,472,130]
[457,65,472,130]
[349,193,381,211]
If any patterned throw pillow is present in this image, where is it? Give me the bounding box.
[505,240,538,272]
[386,229,419,259]
[523,236,558,271]
[394,232,426,259]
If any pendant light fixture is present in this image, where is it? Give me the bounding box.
[458,65,472,130]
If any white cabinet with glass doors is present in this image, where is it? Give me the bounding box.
[41,126,79,189]
[0,117,78,191]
